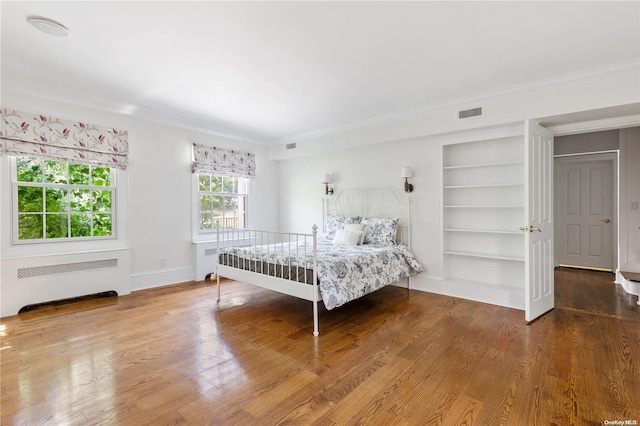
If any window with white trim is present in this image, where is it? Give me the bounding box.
[191,143,255,235]
[13,156,115,242]
[197,173,248,232]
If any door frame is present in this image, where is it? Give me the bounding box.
[553,151,618,272]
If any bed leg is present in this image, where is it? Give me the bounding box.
[216,273,221,302]
[313,300,319,337]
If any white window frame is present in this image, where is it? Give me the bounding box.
[192,172,254,241]
[10,156,117,245]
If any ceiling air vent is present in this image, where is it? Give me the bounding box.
[286,143,297,150]
[458,107,483,119]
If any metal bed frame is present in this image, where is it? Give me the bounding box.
[215,187,411,336]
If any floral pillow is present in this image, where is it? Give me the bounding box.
[361,217,399,246]
[324,214,359,240]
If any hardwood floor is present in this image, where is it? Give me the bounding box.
[2,269,639,425]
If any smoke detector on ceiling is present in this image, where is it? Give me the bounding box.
[27,16,71,37]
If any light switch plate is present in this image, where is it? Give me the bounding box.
[632,201,639,211]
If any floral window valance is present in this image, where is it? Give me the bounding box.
[0,109,129,169]
[192,143,256,178]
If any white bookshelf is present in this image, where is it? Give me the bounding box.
[442,131,526,304]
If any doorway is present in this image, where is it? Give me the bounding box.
[554,153,617,271]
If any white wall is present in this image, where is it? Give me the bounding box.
[278,136,443,278]
[275,66,640,305]
[0,91,279,316]
[269,62,639,160]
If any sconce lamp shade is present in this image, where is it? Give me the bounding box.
[322,173,334,195]
[400,167,413,179]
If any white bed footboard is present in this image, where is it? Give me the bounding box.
[215,224,321,336]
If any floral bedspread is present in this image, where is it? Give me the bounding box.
[218,238,423,310]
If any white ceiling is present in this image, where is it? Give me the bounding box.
[2,1,639,144]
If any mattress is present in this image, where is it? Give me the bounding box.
[217,238,422,309]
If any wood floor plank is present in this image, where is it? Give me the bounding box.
[2,269,639,425]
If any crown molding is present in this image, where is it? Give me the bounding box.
[548,114,640,136]
[1,89,269,146]
[276,60,640,144]
[4,59,638,148]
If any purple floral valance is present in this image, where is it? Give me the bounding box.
[0,109,129,169]
[192,143,256,178]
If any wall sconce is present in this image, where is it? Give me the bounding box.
[322,174,334,195]
[401,167,414,193]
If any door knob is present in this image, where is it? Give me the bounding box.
[601,218,611,223]
[519,226,542,233]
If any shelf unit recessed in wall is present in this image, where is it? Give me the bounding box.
[442,128,526,306]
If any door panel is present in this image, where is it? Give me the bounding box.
[555,157,614,270]
[525,121,554,322]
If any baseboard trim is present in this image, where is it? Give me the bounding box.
[409,275,525,310]
[130,267,194,291]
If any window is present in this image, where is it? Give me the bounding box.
[13,156,115,242]
[198,174,248,232]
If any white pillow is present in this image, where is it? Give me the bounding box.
[343,223,366,245]
[332,229,363,246]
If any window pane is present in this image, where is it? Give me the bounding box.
[198,175,210,192]
[16,157,43,183]
[69,164,90,185]
[44,160,68,184]
[224,196,236,210]
[92,190,112,213]
[70,214,91,237]
[17,186,43,212]
[222,177,238,193]
[46,213,69,239]
[92,167,111,187]
[93,214,112,236]
[212,195,223,211]
[211,176,222,193]
[70,189,91,212]
[45,188,68,212]
[200,195,212,212]
[200,212,213,231]
[18,214,43,239]
[212,208,224,228]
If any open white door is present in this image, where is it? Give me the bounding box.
[524,121,554,322]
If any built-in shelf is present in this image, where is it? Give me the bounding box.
[443,130,526,310]
[444,183,524,189]
[443,161,524,170]
[444,205,524,209]
[445,250,525,262]
[444,228,523,235]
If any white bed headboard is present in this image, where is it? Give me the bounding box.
[323,187,411,246]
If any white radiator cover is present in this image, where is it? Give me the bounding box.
[0,249,131,317]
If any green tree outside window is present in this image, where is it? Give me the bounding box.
[15,157,114,241]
